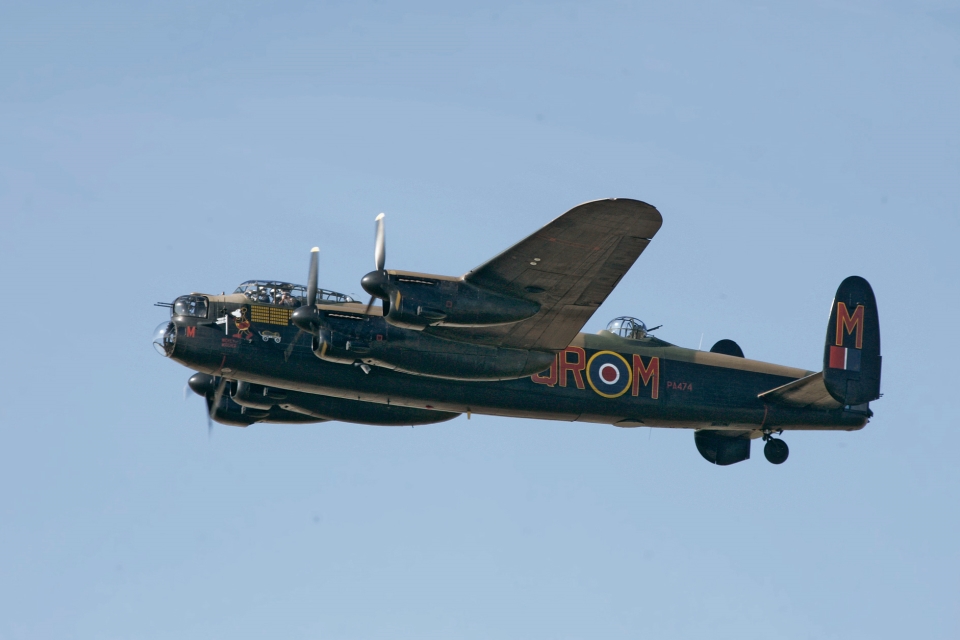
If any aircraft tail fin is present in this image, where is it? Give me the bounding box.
[822,276,881,405]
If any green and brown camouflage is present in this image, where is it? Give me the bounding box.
[154,199,882,465]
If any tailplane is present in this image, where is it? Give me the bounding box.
[823,276,881,405]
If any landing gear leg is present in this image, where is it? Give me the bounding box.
[762,431,789,464]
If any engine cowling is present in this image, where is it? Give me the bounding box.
[227,378,459,426]
[231,380,287,410]
[361,271,540,330]
[279,394,458,426]
[311,326,555,381]
[294,291,554,381]
[190,373,325,426]
[210,397,322,427]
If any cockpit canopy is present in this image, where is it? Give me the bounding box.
[606,316,649,340]
[174,295,208,318]
[234,280,356,306]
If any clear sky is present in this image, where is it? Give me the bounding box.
[1,1,958,638]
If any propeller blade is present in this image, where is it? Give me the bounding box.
[307,247,319,308]
[284,329,304,361]
[374,213,386,271]
[363,294,377,316]
[208,376,228,437]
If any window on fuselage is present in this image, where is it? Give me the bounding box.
[606,316,648,340]
[233,280,356,306]
[174,295,209,318]
[234,281,302,307]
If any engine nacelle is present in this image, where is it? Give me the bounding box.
[210,392,324,427]
[231,380,288,410]
[279,394,458,426]
[311,330,361,366]
[223,375,459,426]
[190,373,324,427]
[361,271,540,330]
[311,325,555,381]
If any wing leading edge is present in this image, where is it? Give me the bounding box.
[425,198,663,351]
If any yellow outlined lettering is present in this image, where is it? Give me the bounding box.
[558,347,586,390]
[836,302,864,349]
[631,355,659,399]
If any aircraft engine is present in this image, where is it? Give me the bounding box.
[279,393,459,426]
[221,375,459,426]
[208,396,320,427]
[356,213,539,330]
[189,373,323,427]
[290,230,553,381]
[361,270,540,330]
[310,327,555,381]
[231,380,288,410]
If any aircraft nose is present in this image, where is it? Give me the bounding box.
[152,321,177,357]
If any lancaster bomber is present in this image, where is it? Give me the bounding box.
[153,199,882,466]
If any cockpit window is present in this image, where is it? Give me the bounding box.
[174,295,208,318]
[606,316,648,340]
[233,280,355,306]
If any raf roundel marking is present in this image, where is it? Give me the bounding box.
[599,363,619,384]
[586,350,633,398]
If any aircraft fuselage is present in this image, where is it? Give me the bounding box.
[164,295,869,434]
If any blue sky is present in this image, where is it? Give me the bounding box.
[1,1,958,638]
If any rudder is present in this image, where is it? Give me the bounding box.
[823,276,881,405]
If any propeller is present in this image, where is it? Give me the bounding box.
[362,294,378,316]
[208,376,228,438]
[307,246,319,307]
[375,212,386,271]
[361,213,390,316]
[284,330,303,361]
[289,246,322,359]
[187,372,225,437]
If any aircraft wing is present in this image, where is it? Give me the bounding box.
[758,372,843,410]
[425,198,663,351]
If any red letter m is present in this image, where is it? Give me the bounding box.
[835,303,864,349]
[186,326,196,338]
[631,355,659,399]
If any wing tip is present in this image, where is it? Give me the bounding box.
[575,197,663,228]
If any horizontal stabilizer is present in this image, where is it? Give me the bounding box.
[759,372,843,410]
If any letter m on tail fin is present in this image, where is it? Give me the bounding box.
[823,276,881,405]
[836,302,864,350]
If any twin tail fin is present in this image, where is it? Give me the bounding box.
[822,276,881,405]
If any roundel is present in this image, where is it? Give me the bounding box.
[586,350,633,398]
